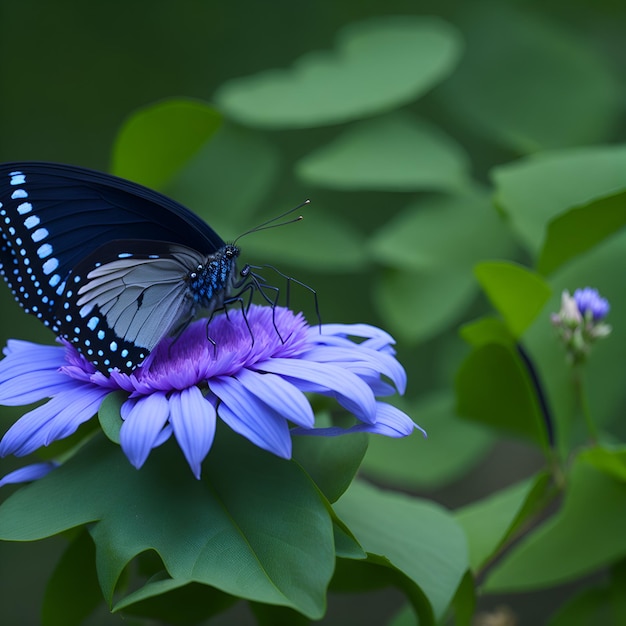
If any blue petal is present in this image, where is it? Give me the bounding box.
[210,376,292,458]
[169,387,216,479]
[252,358,377,423]
[234,369,315,428]
[302,345,406,395]
[120,392,170,469]
[0,385,108,457]
[313,323,395,346]
[292,402,424,439]
[0,461,58,488]
[0,373,77,406]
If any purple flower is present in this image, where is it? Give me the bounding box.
[0,305,422,480]
[573,287,610,321]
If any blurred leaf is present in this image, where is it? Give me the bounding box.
[112,98,222,189]
[388,603,418,626]
[334,479,468,622]
[459,317,515,348]
[474,262,552,337]
[0,429,334,620]
[117,577,237,625]
[493,145,626,254]
[548,562,626,626]
[362,393,493,490]
[215,16,461,128]
[292,432,368,503]
[42,530,101,626]
[440,5,620,152]
[538,190,626,275]
[296,113,470,192]
[374,266,477,343]
[165,123,281,236]
[242,206,367,272]
[448,571,477,626]
[456,342,549,447]
[456,473,552,571]
[485,455,626,591]
[371,190,515,271]
[579,446,626,482]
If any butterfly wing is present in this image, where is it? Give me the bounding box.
[0,162,224,329]
[55,240,205,372]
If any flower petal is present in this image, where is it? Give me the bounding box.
[169,387,216,479]
[0,461,58,488]
[252,358,377,423]
[301,345,407,395]
[120,392,170,470]
[210,376,292,458]
[0,385,108,457]
[0,373,77,406]
[234,369,315,428]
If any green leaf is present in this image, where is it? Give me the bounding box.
[292,432,368,503]
[97,391,125,444]
[456,473,552,571]
[296,113,470,192]
[459,317,515,348]
[117,578,236,625]
[214,16,461,128]
[112,98,222,189]
[538,190,626,275]
[579,446,626,483]
[374,266,477,343]
[334,480,468,622]
[42,530,102,626]
[371,190,515,272]
[474,262,552,337]
[439,5,620,152]
[362,393,493,490]
[455,342,549,447]
[0,428,334,620]
[164,123,281,236]
[242,206,367,272]
[485,456,626,591]
[493,145,626,255]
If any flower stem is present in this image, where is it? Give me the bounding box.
[572,366,598,443]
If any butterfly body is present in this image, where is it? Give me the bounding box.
[0,162,243,373]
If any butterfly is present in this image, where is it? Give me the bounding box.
[0,161,274,374]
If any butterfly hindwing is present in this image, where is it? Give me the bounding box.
[54,240,205,372]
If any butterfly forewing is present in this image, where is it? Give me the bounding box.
[0,162,238,373]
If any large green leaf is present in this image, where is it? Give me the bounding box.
[241,205,367,272]
[537,190,626,275]
[295,113,471,192]
[373,266,477,343]
[439,5,620,152]
[493,145,626,254]
[334,480,468,622]
[362,393,493,490]
[214,16,461,128]
[0,429,334,619]
[485,454,626,591]
[42,530,102,626]
[164,123,281,236]
[456,473,553,572]
[111,98,222,189]
[474,262,552,337]
[456,342,549,447]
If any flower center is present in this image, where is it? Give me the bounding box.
[63,306,312,394]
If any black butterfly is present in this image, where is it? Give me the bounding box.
[0,162,271,374]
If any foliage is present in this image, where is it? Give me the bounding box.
[2,2,626,625]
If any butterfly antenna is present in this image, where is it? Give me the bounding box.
[233,199,310,245]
